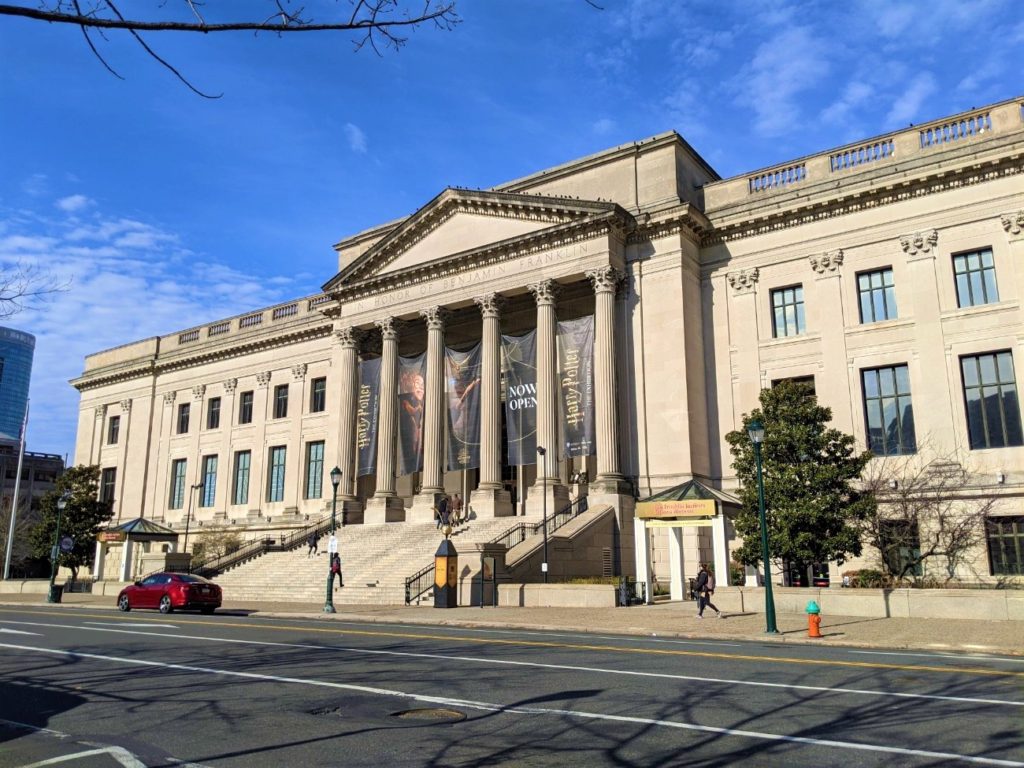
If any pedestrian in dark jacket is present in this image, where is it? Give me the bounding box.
[306,533,318,558]
[695,563,722,618]
[331,553,343,589]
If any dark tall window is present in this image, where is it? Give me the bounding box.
[954,248,999,308]
[206,397,221,430]
[232,450,251,506]
[862,364,916,455]
[238,391,254,424]
[177,403,190,434]
[858,268,897,323]
[273,384,289,419]
[771,285,805,338]
[169,459,187,509]
[107,415,120,445]
[200,455,218,507]
[961,351,1023,449]
[267,446,287,502]
[310,377,327,413]
[101,467,116,505]
[305,441,324,499]
[987,516,1024,575]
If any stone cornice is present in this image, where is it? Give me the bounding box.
[626,206,710,246]
[324,210,634,308]
[72,324,332,393]
[702,149,1022,246]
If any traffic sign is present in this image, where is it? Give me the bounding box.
[59,536,74,553]
[327,535,338,554]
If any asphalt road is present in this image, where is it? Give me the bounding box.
[0,605,1022,767]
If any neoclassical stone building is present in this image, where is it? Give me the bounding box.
[74,96,1024,586]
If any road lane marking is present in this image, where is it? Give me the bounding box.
[2,609,1021,679]
[18,746,146,768]
[4,620,1022,709]
[0,628,39,636]
[851,650,1024,664]
[0,718,67,738]
[84,622,179,629]
[2,642,1022,767]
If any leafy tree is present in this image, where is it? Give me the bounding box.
[29,465,113,583]
[725,381,874,571]
[191,530,243,562]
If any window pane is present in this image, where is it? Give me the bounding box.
[233,451,250,506]
[997,352,1015,383]
[956,274,971,306]
[879,368,896,397]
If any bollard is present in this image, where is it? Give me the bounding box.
[806,600,822,639]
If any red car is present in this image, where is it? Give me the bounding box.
[117,572,222,614]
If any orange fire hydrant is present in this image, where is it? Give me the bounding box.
[806,600,822,638]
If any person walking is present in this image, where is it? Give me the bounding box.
[435,493,449,530]
[695,563,722,618]
[331,553,343,589]
[451,493,464,525]
[306,532,319,558]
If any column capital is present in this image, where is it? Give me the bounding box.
[223,377,238,393]
[94,404,108,418]
[192,384,206,400]
[256,371,272,389]
[419,305,450,331]
[1002,210,1024,237]
[375,316,400,342]
[333,326,362,349]
[119,399,133,413]
[586,266,624,294]
[162,392,176,406]
[900,229,938,257]
[528,279,561,306]
[473,293,506,319]
[809,249,844,275]
[727,268,759,295]
[291,363,308,381]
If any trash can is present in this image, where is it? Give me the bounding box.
[47,584,64,604]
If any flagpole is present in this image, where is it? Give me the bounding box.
[3,399,30,580]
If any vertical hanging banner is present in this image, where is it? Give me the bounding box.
[557,315,596,457]
[397,351,426,477]
[356,357,381,477]
[446,343,482,471]
[501,329,537,466]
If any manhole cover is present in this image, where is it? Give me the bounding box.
[391,707,466,722]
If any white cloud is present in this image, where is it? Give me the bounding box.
[344,123,368,154]
[733,26,832,137]
[55,194,93,213]
[885,72,937,127]
[0,205,298,457]
[592,118,615,135]
[21,174,48,197]
[820,82,874,125]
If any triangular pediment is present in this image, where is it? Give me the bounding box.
[326,188,619,289]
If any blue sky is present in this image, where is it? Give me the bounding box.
[1,0,1022,459]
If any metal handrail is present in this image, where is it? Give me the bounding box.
[487,495,589,549]
[404,563,434,605]
[187,536,274,578]
[270,516,334,552]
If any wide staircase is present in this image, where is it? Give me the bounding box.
[212,514,543,605]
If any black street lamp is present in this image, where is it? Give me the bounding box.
[47,490,71,603]
[537,445,548,583]
[324,466,342,614]
[183,482,203,559]
[747,418,778,634]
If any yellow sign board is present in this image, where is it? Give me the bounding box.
[636,499,716,519]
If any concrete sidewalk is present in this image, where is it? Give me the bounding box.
[3,592,1022,656]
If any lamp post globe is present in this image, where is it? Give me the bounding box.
[537,445,548,584]
[747,418,778,634]
[324,467,342,614]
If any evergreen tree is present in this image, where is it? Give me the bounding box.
[30,465,113,582]
[725,381,874,570]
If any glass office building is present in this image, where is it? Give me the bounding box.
[0,327,34,445]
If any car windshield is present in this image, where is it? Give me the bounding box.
[176,574,213,584]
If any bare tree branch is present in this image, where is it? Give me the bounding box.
[0,263,71,319]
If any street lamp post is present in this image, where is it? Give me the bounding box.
[324,466,342,614]
[183,482,203,559]
[747,418,778,634]
[537,445,548,583]
[47,491,71,603]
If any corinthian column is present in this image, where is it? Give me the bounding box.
[364,317,405,524]
[334,327,360,499]
[411,306,449,522]
[471,293,513,517]
[587,267,624,488]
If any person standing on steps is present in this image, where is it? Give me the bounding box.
[695,563,722,619]
[306,532,319,558]
[331,553,343,589]
[451,493,463,526]
[436,493,450,530]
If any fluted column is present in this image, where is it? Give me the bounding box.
[475,293,504,490]
[587,267,624,485]
[529,280,560,483]
[365,317,405,524]
[414,307,448,514]
[335,327,360,499]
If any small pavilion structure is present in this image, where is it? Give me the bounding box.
[93,518,183,582]
[633,480,740,603]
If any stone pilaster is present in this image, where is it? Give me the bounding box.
[471,293,513,517]
[810,250,852,433]
[411,306,449,522]
[365,317,405,523]
[587,267,624,490]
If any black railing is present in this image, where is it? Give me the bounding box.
[405,563,434,605]
[187,536,275,578]
[487,495,589,549]
[269,516,334,552]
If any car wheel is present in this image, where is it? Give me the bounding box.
[117,595,130,612]
[200,606,215,615]
[159,595,173,614]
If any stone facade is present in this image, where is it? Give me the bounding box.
[73,97,1024,585]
